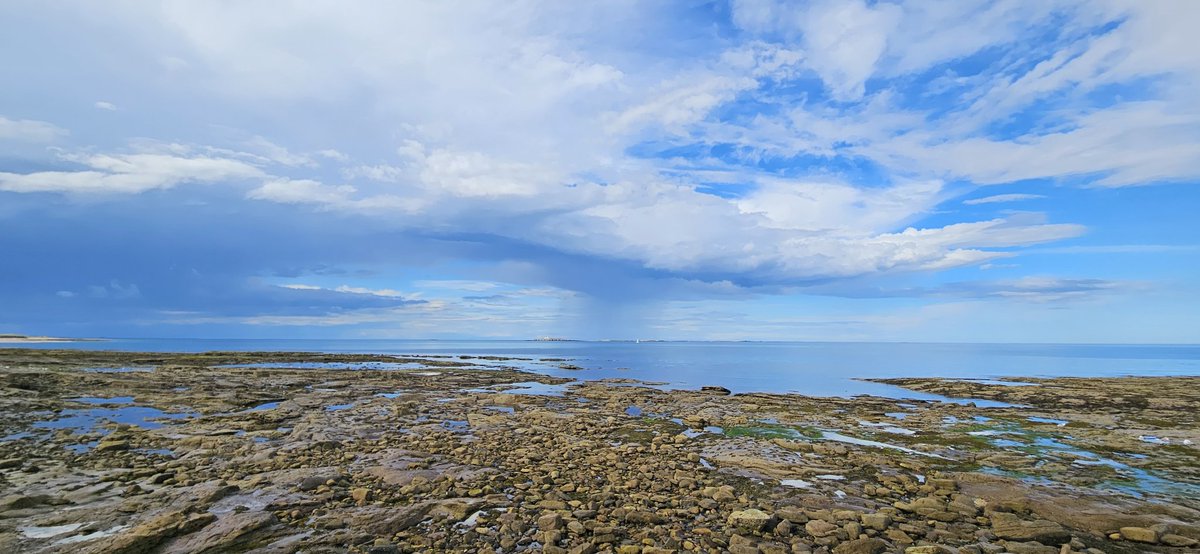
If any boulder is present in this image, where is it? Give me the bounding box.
[1119,526,1161,544]
[729,509,772,531]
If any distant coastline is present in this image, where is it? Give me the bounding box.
[0,334,101,344]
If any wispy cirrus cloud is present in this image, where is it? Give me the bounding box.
[963,194,1046,205]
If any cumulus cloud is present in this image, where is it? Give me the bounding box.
[94,101,118,111]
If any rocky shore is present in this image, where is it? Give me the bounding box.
[1,349,1197,553]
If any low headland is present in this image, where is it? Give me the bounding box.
[0,348,1197,553]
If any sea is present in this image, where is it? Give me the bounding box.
[10,339,1200,401]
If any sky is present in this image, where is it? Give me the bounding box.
[1,0,1198,343]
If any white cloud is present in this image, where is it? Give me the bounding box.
[0,151,263,194]
[963,193,1046,205]
[797,0,902,101]
[0,115,67,142]
[4,2,1186,293]
[248,179,355,205]
[737,179,944,234]
[94,101,118,111]
[317,149,348,161]
[242,136,316,167]
[280,283,409,298]
[412,280,502,292]
[730,0,901,100]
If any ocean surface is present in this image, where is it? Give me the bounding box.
[9,339,1200,401]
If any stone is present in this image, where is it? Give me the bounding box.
[885,529,914,545]
[730,509,773,531]
[861,513,891,531]
[704,485,737,503]
[806,520,839,538]
[96,439,130,452]
[350,487,372,505]
[539,512,565,531]
[298,475,334,491]
[1119,526,1161,544]
[832,538,889,554]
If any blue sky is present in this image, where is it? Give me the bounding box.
[1,0,1198,342]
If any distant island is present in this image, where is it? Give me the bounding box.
[0,334,99,343]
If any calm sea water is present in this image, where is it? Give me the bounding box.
[10,339,1200,400]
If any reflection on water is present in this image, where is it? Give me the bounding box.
[33,405,194,434]
[81,366,152,373]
